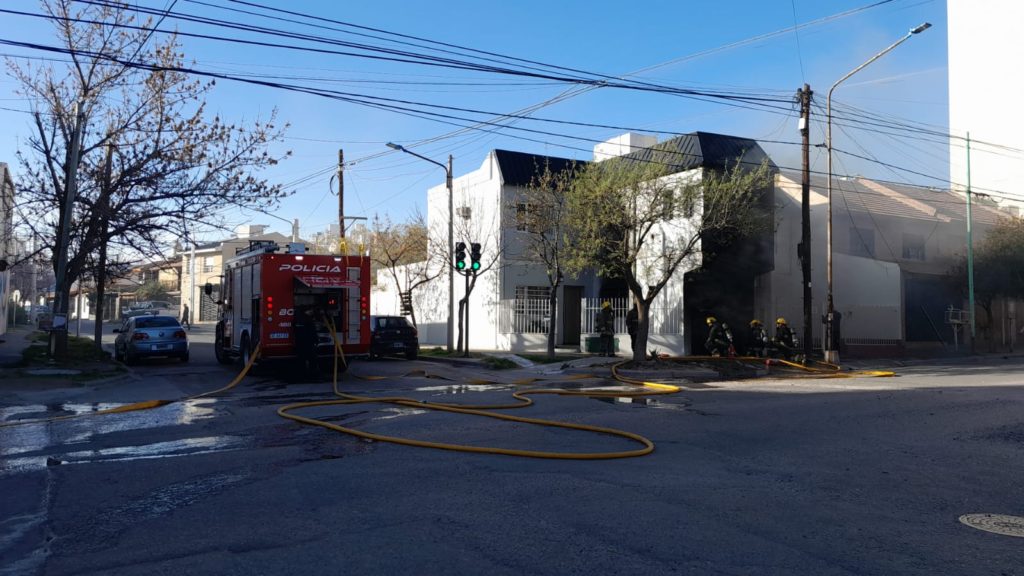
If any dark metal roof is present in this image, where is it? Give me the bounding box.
[493,132,772,186]
[622,131,775,171]
[492,149,584,187]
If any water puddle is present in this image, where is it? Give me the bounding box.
[411,384,513,394]
[0,399,221,467]
[0,435,245,474]
[594,396,691,411]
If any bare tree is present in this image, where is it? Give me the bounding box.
[369,211,439,327]
[566,148,774,360]
[510,160,579,358]
[8,1,289,354]
[429,196,503,354]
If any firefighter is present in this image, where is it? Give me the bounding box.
[294,307,319,375]
[748,319,768,357]
[773,317,798,360]
[704,316,733,357]
[596,301,616,357]
[626,302,639,356]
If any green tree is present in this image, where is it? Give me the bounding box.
[512,160,579,359]
[566,148,773,359]
[951,215,1024,350]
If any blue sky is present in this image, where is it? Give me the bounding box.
[0,0,949,243]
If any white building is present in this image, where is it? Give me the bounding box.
[375,130,1020,357]
[767,171,1012,356]
[948,0,1024,208]
[376,132,776,355]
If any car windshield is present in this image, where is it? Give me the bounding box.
[376,317,409,329]
[135,317,180,329]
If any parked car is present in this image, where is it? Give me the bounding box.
[369,315,419,360]
[113,315,189,364]
[122,301,174,319]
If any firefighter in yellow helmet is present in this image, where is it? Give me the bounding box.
[596,301,616,357]
[704,315,733,357]
[748,319,768,357]
[773,317,797,360]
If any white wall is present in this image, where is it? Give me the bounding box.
[948,0,1024,206]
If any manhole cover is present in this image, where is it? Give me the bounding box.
[959,514,1024,538]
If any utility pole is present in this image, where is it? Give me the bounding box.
[798,84,813,360]
[52,100,86,359]
[337,149,345,243]
[965,132,976,351]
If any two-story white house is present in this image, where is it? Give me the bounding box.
[376,131,776,355]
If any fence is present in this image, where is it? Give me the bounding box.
[498,297,684,336]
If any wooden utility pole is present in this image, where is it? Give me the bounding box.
[337,149,345,242]
[798,84,813,360]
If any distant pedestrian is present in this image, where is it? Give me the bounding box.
[596,301,616,357]
[626,303,639,356]
[180,303,191,330]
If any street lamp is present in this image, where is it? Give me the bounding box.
[825,22,931,365]
[386,142,454,352]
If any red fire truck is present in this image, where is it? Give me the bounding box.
[208,240,371,368]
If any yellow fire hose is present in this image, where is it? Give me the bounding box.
[0,343,262,428]
[274,318,677,459]
[1,322,892,457]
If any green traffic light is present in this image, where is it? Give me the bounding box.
[471,261,481,270]
[456,261,466,270]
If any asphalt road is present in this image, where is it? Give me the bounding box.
[1,343,1023,576]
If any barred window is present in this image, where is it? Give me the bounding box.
[513,286,551,333]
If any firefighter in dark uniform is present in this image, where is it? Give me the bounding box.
[294,307,319,374]
[773,317,798,360]
[626,302,639,356]
[596,301,616,357]
[705,316,733,357]
[748,319,768,357]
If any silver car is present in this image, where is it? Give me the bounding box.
[113,315,189,364]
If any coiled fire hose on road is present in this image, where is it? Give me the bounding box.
[275,318,677,459]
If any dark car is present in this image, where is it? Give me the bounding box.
[113,315,189,364]
[369,315,419,360]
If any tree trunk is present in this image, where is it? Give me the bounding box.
[92,237,107,352]
[546,289,558,359]
[635,300,651,361]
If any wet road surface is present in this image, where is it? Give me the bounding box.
[1,352,1023,575]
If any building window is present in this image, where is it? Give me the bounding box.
[202,256,214,273]
[902,233,926,261]
[515,203,546,233]
[514,285,551,333]
[849,227,875,258]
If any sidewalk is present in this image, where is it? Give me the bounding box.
[0,325,39,367]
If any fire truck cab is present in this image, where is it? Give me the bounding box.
[209,240,371,369]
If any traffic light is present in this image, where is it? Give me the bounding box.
[454,242,467,270]
[470,243,481,271]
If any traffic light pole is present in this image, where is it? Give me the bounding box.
[463,270,471,357]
